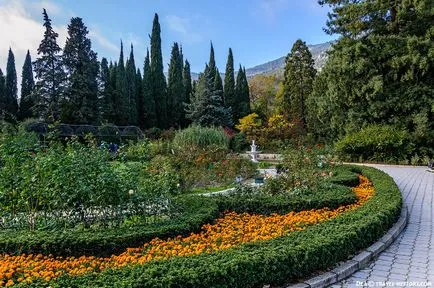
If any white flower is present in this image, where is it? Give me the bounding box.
[128,189,134,195]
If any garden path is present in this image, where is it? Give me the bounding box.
[333,165,434,287]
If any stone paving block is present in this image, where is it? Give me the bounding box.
[353,251,374,269]
[304,272,337,288]
[332,260,359,281]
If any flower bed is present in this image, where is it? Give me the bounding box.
[0,166,402,287]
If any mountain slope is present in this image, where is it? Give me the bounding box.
[245,41,333,77]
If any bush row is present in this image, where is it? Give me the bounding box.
[43,165,402,288]
[0,196,219,257]
[215,183,357,215]
[0,166,358,257]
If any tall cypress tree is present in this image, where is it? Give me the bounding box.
[208,43,217,82]
[115,41,128,125]
[135,68,143,127]
[33,9,66,122]
[0,69,5,115]
[5,48,18,119]
[98,57,111,123]
[182,60,192,127]
[107,61,118,123]
[224,48,235,108]
[282,39,316,130]
[167,42,184,128]
[126,44,138,125]
[143,49,157,128]
[18,50,35,120]
[62,17,99,124]
[234,65,251,123]
[150,13,167,128]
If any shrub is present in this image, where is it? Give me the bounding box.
[229,132,249,152]
[122,139,151,162]
[74,125,98,137]
[335,124,410,162]
[172,125,230,151]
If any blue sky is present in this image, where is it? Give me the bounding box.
[0,0,336,77]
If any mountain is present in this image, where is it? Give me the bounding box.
[244,41,333,78]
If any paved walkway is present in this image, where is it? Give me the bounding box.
[333,165,434,287]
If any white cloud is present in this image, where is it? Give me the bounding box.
[0,0,118,97]
[165,15,203,44]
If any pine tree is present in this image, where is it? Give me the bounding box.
[142,49,157,128]
[4,48,18,120]
[0,69,5,114]
[224,48,235,108]
[62,17,99,124]
[182,60,192,127]
[18,50,35,120]
[126,44,138,125]
[98,57,111,123]
[282,39,316,130]
[167,42,184,128]
[33,9,66,122]
[135,68,143,127]
[150,13,167,128]
[115,41,128,125]
[186,65,232,127]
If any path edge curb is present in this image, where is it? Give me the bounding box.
[285,203,408,288]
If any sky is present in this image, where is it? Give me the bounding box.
[0,0,337,86]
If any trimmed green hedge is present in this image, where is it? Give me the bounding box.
[216,183,357,215]
[0,168,357,257]
[0,196,219,257]
[37,165,401,288]
[327,166,360,187]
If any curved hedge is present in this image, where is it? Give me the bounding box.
[27,165,402,288]
[0,166,401,287]
[0,171,357,257]
[0,196,219,257]
[216,183,357,215]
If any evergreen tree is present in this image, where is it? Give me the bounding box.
[224,48,235,108]
[135,68,143,127]
[106,61,118,123]
[186,65,232,127]
[126,44,138,125]
[214,68,223,92]
[282,39,315,130]
[0,69,5,114]
[150,13,167,128]
[208,43,217,82]
[98,57,111,123]
[4,48,18,119]
[33,9,66,122]
[18,50,35,120]
[142,49,157,128]
[167,42,184,127]
[115,41,128,125]
[234,65,251,123]
[182,60,192,127]
[62,17,99,124]
[312,0,434,149]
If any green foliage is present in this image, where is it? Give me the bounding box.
[18,50,35,120]
[41,166,401,287]
[224,48,235,112]
[234,65,251,122]
[282,39,316,131]
[167,43,185,128]
[182,60,192,127]
[142,49,157,128]
[335,124,410,162]
[124,44,138,125]
[151,13,168,128]
[0,196,219,257]
[33,9,66,122]
[172,125,230,151]
[98,124,121,144]
[62,17,99,124]
[229,132,249,152]
[4,48,18,120]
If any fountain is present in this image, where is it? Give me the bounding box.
[248,140,261,163]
